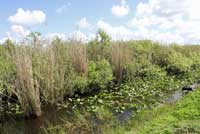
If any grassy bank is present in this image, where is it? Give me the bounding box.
[124,88,200,134]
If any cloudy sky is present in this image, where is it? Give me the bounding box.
[0,0,200,44]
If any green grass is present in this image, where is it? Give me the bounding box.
[126,89,200,134]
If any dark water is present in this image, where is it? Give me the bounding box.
[0,89,187,134]
[165,83,200,104]
[0,105,73,134]
[114,109,134,123]
[166,90,184,104]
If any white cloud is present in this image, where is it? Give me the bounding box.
[127,0,200,44]
[97,20,137,41]
[8,8,46,26]
[2,0,200,44]
[128,15,164,28]
[88,33,96,41]
[188,0,200,20]
[46,31,89,43]
[56,2,71,13]
[96,20,185,44]
[68,30,88,43]
[0,25,30,43]
[56,5,67,13]
[8,25,30,37]
[0,37,9,44]
[46,33,67,41]
[76,17,91,29]
[8,25,30,41]
[111,0,130,17]
[147,30,185,44]
[46,31,96,43]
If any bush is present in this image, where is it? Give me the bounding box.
[165,51,193,76]
[124,57,166,81]
[87,29,111,61]
[88,59,113,91]
[136,64,167,80]
[66,72,87,95]
[0,45,16,96]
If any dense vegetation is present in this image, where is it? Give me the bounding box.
[41,88,200,134]
[0,31,200,133]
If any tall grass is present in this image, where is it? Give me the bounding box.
[111,42,131,83]
[69,44,88,76]
[10,40,89,116]
[37,45,67,103]
[38,42,88,103]
[14,47,41,117]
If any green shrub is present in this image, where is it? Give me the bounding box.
[66,72,87,95]
[87,29,111,61]
[165,51,193,76]
[137,64,167,80]
[124,58,166,82]
[0,45,16,95]
[88,59,113,91]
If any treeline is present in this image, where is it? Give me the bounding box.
[0,30,200,118]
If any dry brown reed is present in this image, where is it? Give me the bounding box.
[69,44,88,76]
[14,46,41,117]
[111,42,131,83]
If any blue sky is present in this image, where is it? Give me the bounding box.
[0,0,140,34]
[0,0,200,44]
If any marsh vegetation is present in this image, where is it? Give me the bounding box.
[0,31,200,134]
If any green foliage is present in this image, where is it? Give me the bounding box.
[66,73,87,95]
[96,29,111,46]
[4,39,15,56]
[97,29,111,46]
[165,51,193,76]
[28,32,41,38]
[0,45,16,94]
[88,59,113,90]
[87,29,111,60]
[27,32,42,47]
[137,65,166,80]
[128,40,157,61]
[173,90,200,119]
[124,59,167,82]
[136,89,200,134]
[42,107,117,134]
[1,34,200,126]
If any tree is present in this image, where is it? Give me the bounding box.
[87,29,111,60]
[28,32,41,48]
[96,29,111,47]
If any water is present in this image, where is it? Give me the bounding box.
[166,83,200,104]
[0,105,72,134]
[113,109,131,123]
[166,90,184,104]
[0,90,188,134]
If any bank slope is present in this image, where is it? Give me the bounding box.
[129,88,200,134]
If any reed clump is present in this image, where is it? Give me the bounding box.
[14,47,41,117]
[111,42,132,83]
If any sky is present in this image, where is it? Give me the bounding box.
[0,0,200,44]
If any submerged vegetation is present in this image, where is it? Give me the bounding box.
[0,31,200,133]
